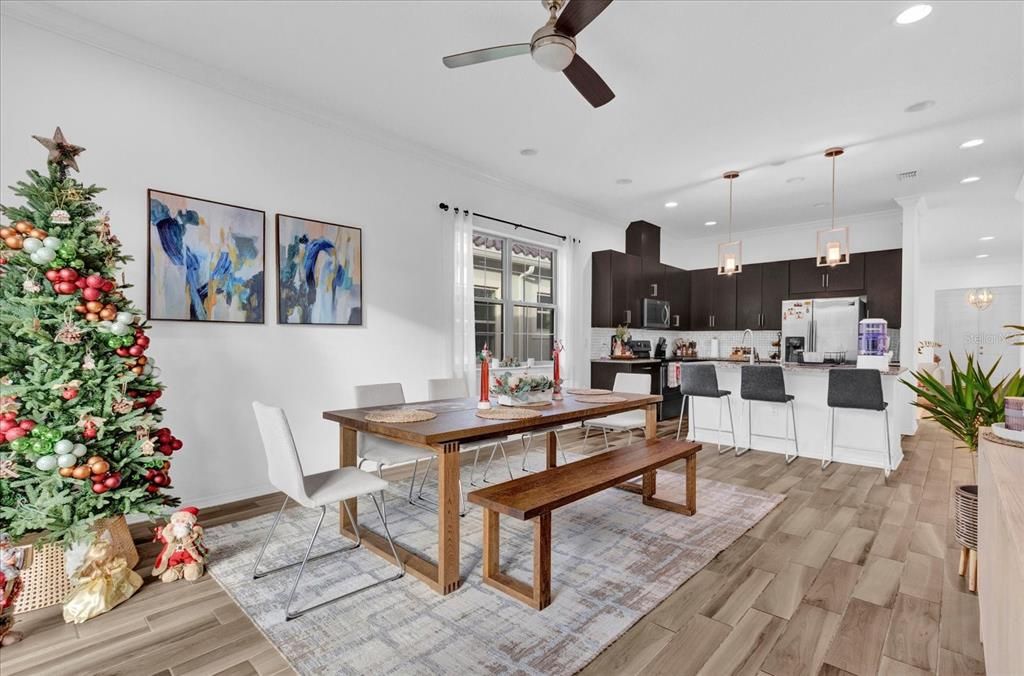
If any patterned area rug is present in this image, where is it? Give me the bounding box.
[204,454,784,675]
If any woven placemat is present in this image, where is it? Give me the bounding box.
[566,388,611,396]
[365,409,437,423]
[574,395,627,404]
[476,406,543,420]
[982,429,1024,448]
[519,400,553,408]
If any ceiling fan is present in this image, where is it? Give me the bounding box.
[442,0,615,108]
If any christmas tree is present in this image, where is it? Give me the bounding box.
[0,128,182,545]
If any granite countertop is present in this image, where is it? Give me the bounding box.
[590,358,662,365]
[592,356,903,375]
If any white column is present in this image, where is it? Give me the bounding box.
[1016,176,1024,371]
[895,195,927,437]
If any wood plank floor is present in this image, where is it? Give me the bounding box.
[2,419,984,676]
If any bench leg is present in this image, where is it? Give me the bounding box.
[642,453,698,516]
[481,508,552,610]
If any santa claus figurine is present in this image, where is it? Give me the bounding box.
[0,532,32,646]
[152,506,208,583]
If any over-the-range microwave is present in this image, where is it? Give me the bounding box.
[643,298,671,329]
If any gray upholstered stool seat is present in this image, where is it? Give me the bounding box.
[739,365,799,463]
[676,363,736,453]
[823,369,893,476]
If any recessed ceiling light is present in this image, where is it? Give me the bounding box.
[895,4,933,25]
[664,201,678,208]
[904,99,936,113]
[615,178,632,185]
[979,236,995,241]
[519,148,538,156]
[975,253,990,259]
[960,138,985,149]
[786,176,805,184]
[704,220,717,226]
[960,176,981,184]
[769,159,787,167]
[813,202,828,208]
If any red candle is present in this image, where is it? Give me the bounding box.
[552,340,563,400]
[478,344,491,409]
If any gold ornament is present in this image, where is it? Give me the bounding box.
[0,395,19,415]
[55,320,83,345]
[140,438,155,456]
[82,350,96,370]
[22,278,41,294]
[111,399,133,415]
[32,127,85,172]
[49,209,71,225]
[0,458,19,479]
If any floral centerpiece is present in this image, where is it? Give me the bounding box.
[491,373,555,407]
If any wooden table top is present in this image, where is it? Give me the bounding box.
[323,392,662,446]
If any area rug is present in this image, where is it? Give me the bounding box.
[204,454,784,675]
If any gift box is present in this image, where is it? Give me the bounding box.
[1006,397,1024,431]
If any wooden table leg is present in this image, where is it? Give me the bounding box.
[685,452,697,514]
[437,441,462,594]
[533,513,552,610]
[645,403,658,440]
[340,426,358,536]
[483,507,499,579]
[546,430,558,469]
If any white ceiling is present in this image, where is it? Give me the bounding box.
[7,1,1024,240]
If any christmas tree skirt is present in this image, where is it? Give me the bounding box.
[203,455,784,675]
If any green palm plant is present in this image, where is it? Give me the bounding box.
[902,354,1024,452]
[1006,324,1024,346]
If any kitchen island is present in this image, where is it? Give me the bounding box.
[682,361,913,471]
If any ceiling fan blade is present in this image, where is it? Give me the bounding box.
[563,53,614,108]
[554,0,613,37]
[442,43,530,68]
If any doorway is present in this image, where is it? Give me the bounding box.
[933,285,1022,384]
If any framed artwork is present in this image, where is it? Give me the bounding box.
[275,214,363,325]
[147,190,265,323]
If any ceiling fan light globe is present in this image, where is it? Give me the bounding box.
[531,35,576,71]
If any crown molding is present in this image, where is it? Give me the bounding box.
[0,1,617,227]
[663,207,901,243]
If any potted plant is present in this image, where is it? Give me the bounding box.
[902,353,1024,592]
[491,373,555,407]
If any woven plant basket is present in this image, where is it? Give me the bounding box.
[953,484,979,551]
[13,515,139,615]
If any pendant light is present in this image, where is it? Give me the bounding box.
[717,171,743,276]
[967,288,994,310]
[817,147,850,267]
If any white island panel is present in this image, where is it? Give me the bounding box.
[685,363,912,471]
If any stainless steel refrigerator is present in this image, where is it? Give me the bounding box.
[781,296,866,363]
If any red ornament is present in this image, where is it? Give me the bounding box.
[128,345,144,357]
[55,281,77,295]
[19,419,35,431]
[170,438,182,450]
[103,473,122,489]
[61,388,78,400]
[136,336,150,348]
[85,274,104,289]
[101,280,114,292]
[4,427,26,442]
[146,484,160,493]
[83,424,97,439]
[45,269,60,282]
[0,420,13,433]
[82,287,101,301]
[58,268,78,282]
[116,347,130,357]
[75,278,87,289]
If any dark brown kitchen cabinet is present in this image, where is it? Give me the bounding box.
[736,263,763,330]
[864,248,902,328]
[640,259,667,300]
[759,261,789,330]
[666,266,690,330]
[788,255,864,295]
[591,250,642,328]
[690,268,736,330]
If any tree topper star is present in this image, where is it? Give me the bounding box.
[32,127,85,172]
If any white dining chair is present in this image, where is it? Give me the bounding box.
[251,402,404,621]
[425,377,513,488]
[582,373,652,450]
[354,383,437,523]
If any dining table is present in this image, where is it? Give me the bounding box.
[322,391,663,596]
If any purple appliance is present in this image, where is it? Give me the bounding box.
[858,318,890,356]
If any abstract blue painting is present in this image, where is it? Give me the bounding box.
[276,214,362,325]
[148,190,265,323]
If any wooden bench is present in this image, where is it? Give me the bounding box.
[467,438,701,609]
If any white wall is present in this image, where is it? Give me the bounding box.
[0,19,622,507]
[660,209,902,271]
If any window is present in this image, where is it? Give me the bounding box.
[473,232,556,362]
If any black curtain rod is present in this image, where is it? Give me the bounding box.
[438,203,570,242]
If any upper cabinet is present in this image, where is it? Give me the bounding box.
[640,259,667,300]
[591,250,642,328]
[666,266,690,330]
[736,263,763,330]
[864,249,902,328]
[735,260,789,330]
[690,268,736,330]
[788,254,864,295]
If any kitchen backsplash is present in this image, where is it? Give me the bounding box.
[590,327,900,362]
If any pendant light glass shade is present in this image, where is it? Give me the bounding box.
[967,287,994,310]
[817,147,850,267]
[717,171,742,276]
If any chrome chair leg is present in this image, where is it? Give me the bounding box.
[601,426,610,450]
[785,399,799,464]
[822,408,835,470]
[253,497,361,580]
[376,465,387,524]
[555,430,568,465]
[408,458,420,504]
[883,408,892,478]
[582,425,591,450]
[283,497,403,621]
[417,456,434,498]
[735,397,751,457]
[520,433,534,471]
[482,442,513,483]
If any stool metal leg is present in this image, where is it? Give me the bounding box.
[785,399,799,464]
[736,398,752,457]
[676,395,687,441]
[822,408,835,470]
[726,396,738,452]
[582,425,591,450]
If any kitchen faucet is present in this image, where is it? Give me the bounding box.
[741,329,756,364]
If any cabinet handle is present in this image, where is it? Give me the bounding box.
[826,273,830,288]
[673,314,680,327]
[821,273,826,288]
[651,283,658,297]
[625,310,631,324]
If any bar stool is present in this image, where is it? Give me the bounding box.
[823,369,893,476]
[739,365,799,464]
[677,363,736,453]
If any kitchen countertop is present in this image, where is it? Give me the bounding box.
[593,356,904,375]
[590,358,662,365]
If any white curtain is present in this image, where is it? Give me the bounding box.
[557,236,587,388]
[451,209,476,394]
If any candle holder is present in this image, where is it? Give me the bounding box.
[478,344,492,410]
